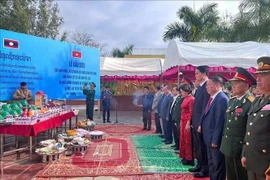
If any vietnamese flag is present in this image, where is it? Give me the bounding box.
[72,50,82,59]
[3,38,19,49]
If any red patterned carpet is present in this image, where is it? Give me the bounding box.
[34,125,209,180]
[95,124,155,135]
[34,173,208,180]
[35,135,144,177]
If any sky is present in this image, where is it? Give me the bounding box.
[57,0,241,54]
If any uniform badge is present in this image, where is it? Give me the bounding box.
[262,104,270,110]
[235,108,243,116]
[258,62,264,69]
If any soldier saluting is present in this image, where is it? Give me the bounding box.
[241,56,270,180]
[83,82,96,121]
[220,67,256,180]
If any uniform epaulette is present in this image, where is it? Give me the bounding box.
[230,96,237,100]
[248,96,255,103]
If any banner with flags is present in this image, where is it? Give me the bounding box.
[0,29,100,100]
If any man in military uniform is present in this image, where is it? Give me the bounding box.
[241,56,270,180]
[220,67,256,180]
[83,82,96,121]
[13,82,32,103]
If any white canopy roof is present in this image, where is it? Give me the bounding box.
[164,40,270,71]
[100,57,164,76]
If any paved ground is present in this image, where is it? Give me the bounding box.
[75,105,143,125]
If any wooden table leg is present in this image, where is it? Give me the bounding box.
[76,115,78,128]
[0,134,3,162]
[29,136,33,159]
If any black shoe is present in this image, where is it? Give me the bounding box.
[142,128,147,130]
[175,151,179,154]
[159,135,165,138]
[161,140,167,143]
[147,129,151,131]
[188,167,201,173]
[103,121,106,123]
[171,145,176,148]
[107,120,111,123]
[182,160,194,166]
[194,172,209,178]
[165,141,172,144]
[174,147,179,151]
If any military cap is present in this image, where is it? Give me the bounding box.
[182,75,193,86]
[91,82,96,88]
[216,73,228,83]
[230,67,256,86]
[255,56,270,74]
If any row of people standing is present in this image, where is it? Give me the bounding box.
[143,56,270,180]
[189,59,270,180]
[149,82,196,165]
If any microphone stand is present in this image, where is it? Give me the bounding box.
[112,96,124,125]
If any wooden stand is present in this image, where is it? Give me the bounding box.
[41,152,62,163]
[72,145,88,153]
[91,135,103,141]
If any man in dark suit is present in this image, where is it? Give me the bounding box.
[241,56,270,180]
[189,66,210,178]
[139,86,154,130]
[159,84,173,144]
[202,76,229,180]
[101,86,113,123]
[170,86,183,150]
[220,67,256,180]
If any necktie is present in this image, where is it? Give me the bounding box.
[204,97,213,113]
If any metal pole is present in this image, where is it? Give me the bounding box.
[177,65,180,85]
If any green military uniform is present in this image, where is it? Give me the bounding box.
[220,67,257,180]
[220,93,254,180]
[242,56,270,180]
[83,82,96,120]
[171,95,183,149]
[242,95,270,179]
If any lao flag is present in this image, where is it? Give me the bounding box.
[3,38,19,49]
[72,50,82,59]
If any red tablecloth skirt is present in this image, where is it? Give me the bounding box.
[0,112,75,136]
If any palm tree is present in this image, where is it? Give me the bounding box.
[111,44,134,58]
[163,3,220,42]
[239,0,270,24]
[230,0,270,42]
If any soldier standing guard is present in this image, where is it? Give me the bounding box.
[220,67,256,180]
[83,82,96,121]
[241,56,270,180]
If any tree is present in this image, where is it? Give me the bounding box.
[0,0,63,39]
[163,3,220,42]
[64,30,108,56]
[230,0,270,42]
[111,44,134,58]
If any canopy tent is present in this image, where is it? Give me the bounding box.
[100,57,164,81]
[163,40,270,80]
